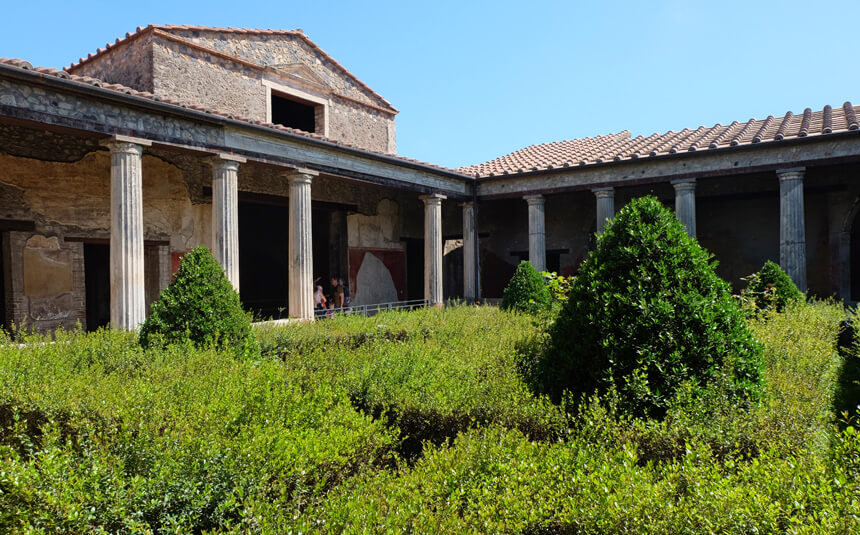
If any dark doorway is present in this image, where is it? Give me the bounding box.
[239,201,290,319]
[852,214,860,302]
[404,238,424,301]
[0,233,6,329]
[239,199,342,319]
[443,243,463,300]
[84,243,110,331]
[271,93,316,133]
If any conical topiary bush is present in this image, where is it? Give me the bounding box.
[538,196,762,416]
[743,260,804,312]
[501,260,551,314]
[139,246,259,357]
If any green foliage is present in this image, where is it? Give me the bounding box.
[258,306,567,460]
[743,260,805,312]
[540,196,763,416]
[139,246,258,356]
[1,301,857,532]
[500,261,551,314]
[542,270,574,309]
[0,328,394,533]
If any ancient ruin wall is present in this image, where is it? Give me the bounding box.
[68,33,155,92]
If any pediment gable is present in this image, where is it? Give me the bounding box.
[157,27,396,112]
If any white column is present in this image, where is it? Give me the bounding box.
[593,187,615,235]
[672,179,697,237]
[778,167,807,291]
[211,154,245,292]
[461,201,478,303]
[421,194,446,307]
[524,194,546,272]
[286,168,317,320]
[102,135,151,330]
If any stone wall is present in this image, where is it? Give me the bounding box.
[166,31,388,110]
[70,33,155,92]
[153,40,268,124]
[0,150,204,329]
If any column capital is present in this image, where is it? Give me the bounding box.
[672,179,696,192]
[100,134,152,153]
[210,157,242,173]
[212,152,247,164]
[459,200,475,209]
[283,168,318,185]
[777,167,806,181]
[523,194,545,205]
[420,193,446,205]
[592,186,614,198]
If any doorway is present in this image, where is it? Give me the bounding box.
[0,233,6,329]
[84,243,110,331]
[403,238,424,301]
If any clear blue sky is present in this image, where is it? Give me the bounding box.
[2,1,858,169]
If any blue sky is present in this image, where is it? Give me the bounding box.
[2,1,858,169]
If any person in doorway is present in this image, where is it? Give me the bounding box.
[314,284,327,313]
[331,276,345,310]
[340,277,351,309]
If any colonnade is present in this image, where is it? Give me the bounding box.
[103,134,808,331]
[521,168,807,290]
[102,135,462,330]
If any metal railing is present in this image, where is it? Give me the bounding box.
[313,299,428,319]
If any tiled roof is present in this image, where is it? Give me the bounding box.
[0,57,460,175]
[459,104,860,178]
[66,24,397,112]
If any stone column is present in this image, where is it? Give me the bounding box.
[461,201,478,303]
[286,168,318,320]
[778,167,807,291]
[672,179,697,237]
[421,194,446,307]
[102,136,151,330]
[524,195,546,272]
[211,154,245,292]
[593,187,615,235]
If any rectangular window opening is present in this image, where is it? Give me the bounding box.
[271,92,317,133]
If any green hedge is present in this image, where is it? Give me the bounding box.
[540,196,763,416]
[501,260,551,314]
[1,302,857,532]
[139,246,258,357]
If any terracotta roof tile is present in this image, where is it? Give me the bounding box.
[0,57,460,176]
[459,103,860,177]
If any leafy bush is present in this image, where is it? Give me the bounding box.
[542,270,574,309]
[259,306,567,460]
[500,261,551,314]
[139,246,258,356]
[539,196,763,416]
[0,329,394,533]
[743,260,805,312]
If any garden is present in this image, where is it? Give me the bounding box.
[1,197,859,533]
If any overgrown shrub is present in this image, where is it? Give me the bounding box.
[542,270,574,309]
[539,196,763,416]
[743,260,805,312]
[139,246,258,356]
[501,261,551,314]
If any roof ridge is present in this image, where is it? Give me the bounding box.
[458,102,860,177]
[65,24,397,112]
